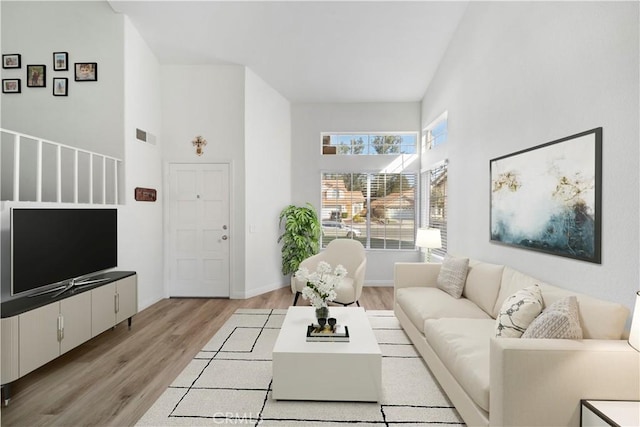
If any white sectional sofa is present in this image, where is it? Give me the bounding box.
[394,259,640,427]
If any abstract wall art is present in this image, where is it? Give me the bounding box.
[490,128,602,263]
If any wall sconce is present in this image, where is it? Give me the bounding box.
[192,135,207,156]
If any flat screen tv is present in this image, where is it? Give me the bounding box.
[11,208,118,297]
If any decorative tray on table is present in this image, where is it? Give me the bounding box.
[306,324,350,342]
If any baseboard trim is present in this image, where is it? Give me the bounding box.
[232,283,289,299]
[231,281,391,300]
[363,281,393,287]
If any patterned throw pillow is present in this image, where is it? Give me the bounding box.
[436,255,469,298]
[522,296,583,339]
[495,284,544,338]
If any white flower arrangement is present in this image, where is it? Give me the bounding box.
[295,261,347,308]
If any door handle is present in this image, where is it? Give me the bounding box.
[221,235,228,240]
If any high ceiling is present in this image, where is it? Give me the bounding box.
[108,1,468,103]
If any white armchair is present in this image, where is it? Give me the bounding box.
[291,239,367,307]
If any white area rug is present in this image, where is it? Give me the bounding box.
[137,309,464,426]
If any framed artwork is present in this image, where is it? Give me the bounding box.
[53,52,68,71]
[2,54,21,69]
[490,128,602,263]
[75,62,97,81]
[53,77,68,96]
[26,65,46,87]
[2,79,21,93]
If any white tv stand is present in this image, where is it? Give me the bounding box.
[0,271,137,405]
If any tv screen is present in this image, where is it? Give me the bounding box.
[11,208,118,296]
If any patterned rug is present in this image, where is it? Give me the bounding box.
[136,308,464,426]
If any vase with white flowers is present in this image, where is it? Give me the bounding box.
[294,261,347,320]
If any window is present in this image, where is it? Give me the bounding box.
[422,112,448,152]
[321,172,417,249]
[421,161,448,258]
[322,133,417,155]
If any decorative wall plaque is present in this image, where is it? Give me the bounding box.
[134,187,157,202]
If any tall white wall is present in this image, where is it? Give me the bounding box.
[291,102,422,285]
[161,65,247,298]
[0,2,163,310]
[119,17,164,310]
[0,1,124,158]
[421,1,639,311]
[0,4,165,311]
[244,68,291,298]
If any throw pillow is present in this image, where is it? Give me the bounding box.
[522,296,583,339]
[436,255,469,298]
[495,284,544,338]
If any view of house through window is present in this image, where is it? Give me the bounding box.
[421,161,448,258]
[321,172,417,249]
[322,133,417,155]
[422,112,448,152]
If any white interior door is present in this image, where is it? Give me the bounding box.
[168,163,230,297]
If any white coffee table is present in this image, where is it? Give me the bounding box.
[272,306,382,402]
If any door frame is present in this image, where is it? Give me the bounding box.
[163,161,234,298]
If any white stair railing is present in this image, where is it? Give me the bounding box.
[1,128,122,205]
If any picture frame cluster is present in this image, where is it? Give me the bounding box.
[2,52,98,96]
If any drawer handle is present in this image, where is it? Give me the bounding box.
[57,315,64,341]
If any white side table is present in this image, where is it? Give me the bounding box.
[581,400,640,427]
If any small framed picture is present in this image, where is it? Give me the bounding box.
[2,79,21,93]
[3,54,21,69]
[53,52,68,71]
[53,77,68,96]
[27,65,46,87]
[75,62,97,81]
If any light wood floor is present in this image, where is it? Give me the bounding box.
[1,285,394,426]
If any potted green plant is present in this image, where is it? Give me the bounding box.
[278,203,321,276]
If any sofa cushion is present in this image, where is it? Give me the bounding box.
[423,318,495,412]
[523,296,583,339]
[538,284,628,339]
[492,267,549,318]
[463,260,505,317]
[436,255,469,298]
[495,284,544,338]
[492,267,629,339]
[396,287,492,332]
